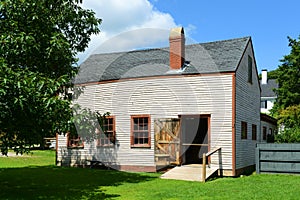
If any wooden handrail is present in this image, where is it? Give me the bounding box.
[201,147,222,182]
[206,147,222,157]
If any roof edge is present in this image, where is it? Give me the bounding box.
[84,36,252,58]
[74,71,236,86]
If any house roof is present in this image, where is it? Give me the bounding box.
[260,79,278,97]
[261,113,277,125]
[74,36,251,84]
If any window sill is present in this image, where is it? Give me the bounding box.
[67,146,84,149]
[131,145,151,148]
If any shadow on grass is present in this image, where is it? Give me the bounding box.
[0,166,157,199]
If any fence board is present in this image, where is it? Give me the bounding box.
[256,143,300,174]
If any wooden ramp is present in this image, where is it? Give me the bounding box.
[160,164,218,182]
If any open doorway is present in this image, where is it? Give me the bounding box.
[180,115,209,164]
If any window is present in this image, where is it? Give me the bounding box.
[68,133,84,148]
[97,116,115,146]
[248,55,253,84]
[263,126,267,140]
[261,101,267,109]
[269,128,273,135]
[252,124,257,140]
[131,115,151,147]
[241,121,247,139]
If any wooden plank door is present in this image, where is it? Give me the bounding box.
[154,119,181,166]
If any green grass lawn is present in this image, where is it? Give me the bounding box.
[0,150,300,199]
[0,150,55,168]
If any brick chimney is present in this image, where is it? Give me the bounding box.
[169,27,185,70]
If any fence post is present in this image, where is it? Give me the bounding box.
[202,153,206,182]
[56,133,58,165]
[255,144,260,174]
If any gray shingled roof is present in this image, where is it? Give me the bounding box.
[74,37,250,84]
[260,79,278,97]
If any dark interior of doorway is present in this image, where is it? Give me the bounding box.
[181,116,208,164]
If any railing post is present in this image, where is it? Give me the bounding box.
[202,153,206,182]
[218,148,223,176]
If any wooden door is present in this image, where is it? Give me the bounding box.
[154,119,181,166]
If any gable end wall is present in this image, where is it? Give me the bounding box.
[235,40,261,172]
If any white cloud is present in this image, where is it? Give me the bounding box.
[78,0,178,63]
[93,28,170,53]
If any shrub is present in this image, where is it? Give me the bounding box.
[275,126,300,143]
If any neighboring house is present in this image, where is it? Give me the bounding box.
[261,113,277,142]
[260,69,278,114]
[259,70,278,141]
[57,27,261,176]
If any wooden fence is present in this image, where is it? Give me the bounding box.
[256,143,300,174]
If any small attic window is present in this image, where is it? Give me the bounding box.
[182,60,191,70]
[248,55,253,84]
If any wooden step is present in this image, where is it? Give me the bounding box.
[160,164,218,182]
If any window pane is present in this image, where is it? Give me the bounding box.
[263,127,267,140]
[143,117,148,124]
[252,124,257,140]
[131,116,150,146]
[144,138,148,144]
[241,121,247,139]
[248,56,252,83]
[142,132,147,138]
[98,117,115,146]
[139,138,144,144]
[134,118,139,124]
[141,123,147,130]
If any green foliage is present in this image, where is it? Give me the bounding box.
[273,36,300,111]
[69,106,110,141]
[0,0,101,78]
[272,35,300,143]
[0,0,101,154]
[277,105,300,128]
[275,127,300,143]
[0,60,73,154]
[274,105,300,143]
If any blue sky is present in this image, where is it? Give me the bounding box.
[81,0,300,72]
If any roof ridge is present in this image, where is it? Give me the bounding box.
[89,36,251,56]
[197,36,251,45]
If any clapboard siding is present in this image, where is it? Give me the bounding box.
[57,74,234,170]
[235,40,261,170]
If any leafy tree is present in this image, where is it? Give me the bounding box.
[0,0,101,154]
[272,36,300,143]
[273,36,300,110]
[275,105,300,143]
[70,107,110,143]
